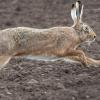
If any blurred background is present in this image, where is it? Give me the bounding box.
[0,0,99,32]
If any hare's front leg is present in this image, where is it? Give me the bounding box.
[64,49,87,65]
[86,57,100,66]
[65,56,100,67]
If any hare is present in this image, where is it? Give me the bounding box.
[0,0,100,68]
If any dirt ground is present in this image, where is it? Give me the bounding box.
[0,0,100,100]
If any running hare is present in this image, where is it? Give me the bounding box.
[0,1,99,68]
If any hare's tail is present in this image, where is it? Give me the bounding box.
[0,56,11,70]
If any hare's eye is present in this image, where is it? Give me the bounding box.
[85,27,88,31]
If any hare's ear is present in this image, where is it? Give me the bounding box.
[76,1,84,22]
[71,3,77,26]
[80,5,84,22]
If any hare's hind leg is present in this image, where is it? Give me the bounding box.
[0,56,11,70]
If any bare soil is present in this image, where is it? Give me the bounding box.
[0,0,100,100]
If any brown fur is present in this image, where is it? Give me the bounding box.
[0,1,99,68]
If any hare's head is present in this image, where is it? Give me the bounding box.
[71,1,96,43]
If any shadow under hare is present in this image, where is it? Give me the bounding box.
[0,0,100,69]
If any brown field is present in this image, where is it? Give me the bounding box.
[0,0,100,100]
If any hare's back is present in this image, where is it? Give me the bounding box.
[0,27,75,55]
[0,27,59,54]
